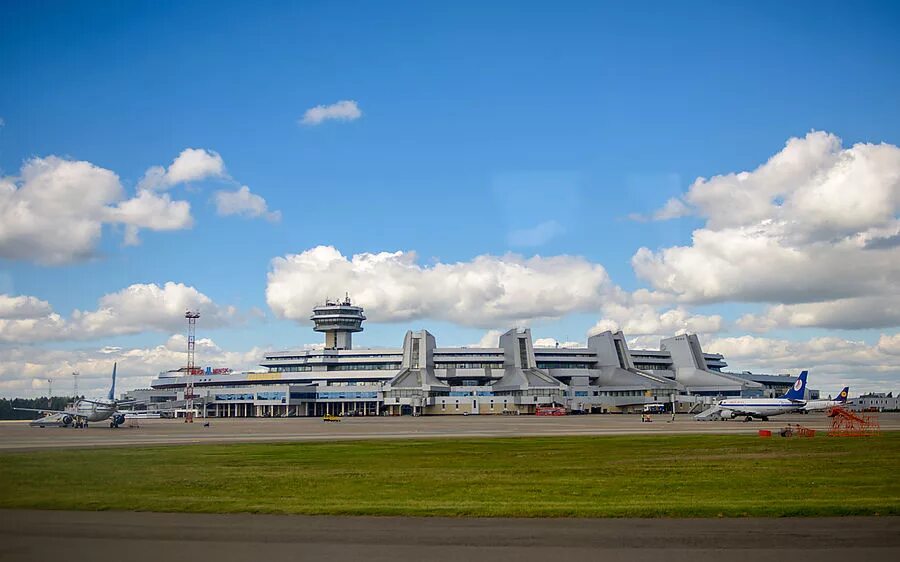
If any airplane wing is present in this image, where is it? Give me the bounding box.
[14,407,88,424]
[13,406,72,416]
[27,411,82,427]
[723,407,752,416]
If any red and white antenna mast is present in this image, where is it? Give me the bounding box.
[184,310,200,423]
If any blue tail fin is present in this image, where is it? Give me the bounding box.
[107,362,117,401]
[836,386,849,403]
[782,370,808,400]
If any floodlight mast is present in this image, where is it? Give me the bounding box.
[184,310,200,422]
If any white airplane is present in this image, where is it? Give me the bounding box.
[717,371,809,422]
[802,386,849,412]
[16,363,132,428]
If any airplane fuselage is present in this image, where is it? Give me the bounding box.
[802,399,841,412]
[718,398,805,419]
[73,399,117,422]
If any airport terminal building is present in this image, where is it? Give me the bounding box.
[141,299,794,417]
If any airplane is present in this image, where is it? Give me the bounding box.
[802,386,849,412]
[16,363,132,428]
[716,370,809,422]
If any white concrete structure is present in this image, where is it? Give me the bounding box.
[148,301,766,416]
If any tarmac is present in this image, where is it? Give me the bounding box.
[1,415,897,560]
[1,509,898,562]
[0,412,897,451]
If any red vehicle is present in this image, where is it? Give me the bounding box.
[535,406,567,416]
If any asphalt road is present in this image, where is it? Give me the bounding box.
[1,412,896,451]
[0,510,897,562]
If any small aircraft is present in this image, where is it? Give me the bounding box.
[717,370,809,422]
[802,386,849,412]
[16,363,132,428]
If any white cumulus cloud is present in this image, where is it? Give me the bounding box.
[137,148,226,191]
[588,303,723,337]
[266,246,615,328]
[213,185,281,222]
[0,156,193,264]
[533,337,583,348]
[704,333,900,396]
[737,295,900,332]
[107,189,193,245]
[470,329,505,348]
[0,283,236,344]
[0,294,53,319]
[0,336,268,399]
[631,131,900,331]
[300,100,362,126]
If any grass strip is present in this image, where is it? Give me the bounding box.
[1,433,898,517]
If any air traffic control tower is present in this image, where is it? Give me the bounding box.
[311,295,366,350]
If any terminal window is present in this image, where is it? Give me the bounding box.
[411,339,420,368]
[518,338,529,367]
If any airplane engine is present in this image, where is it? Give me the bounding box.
[61,415,73,426]
[113,414,126,426]
[719,409,734,419]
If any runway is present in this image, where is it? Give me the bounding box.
[0,509,897,562]
[1,412,897,451]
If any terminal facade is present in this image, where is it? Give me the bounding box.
[143,299,809,417]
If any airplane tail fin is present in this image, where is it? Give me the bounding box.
[836,386,849,403]
[107,362,117,401]
[782,370,808,400]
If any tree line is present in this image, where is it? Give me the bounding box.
[0,397,79,420]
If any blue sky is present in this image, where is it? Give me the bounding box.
[1,1,899,396]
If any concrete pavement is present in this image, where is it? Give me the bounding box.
[1,412,896,451]
[1,509,898,562]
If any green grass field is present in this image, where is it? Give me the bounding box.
[1,433,898,517]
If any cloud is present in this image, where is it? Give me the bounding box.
[213,186,281,222]
[0,294,53,319]
[139,149,280,224]
[300,100,362,126]
[588,303,723,337]
[507,220,564,247]
[0,283,236,343]
[0,156,193,264]
[107,190,193,245]
[0,336,268,399]
[704,333,900,396]
[266,246,615,328]
[470,329,504,348]
[629,197,692,222]
[878,333,900,356]
[137,148,226,191]
[652,197,691,220]
[737,295,900,332]
[533,337,583,348]
[631,132,900,331]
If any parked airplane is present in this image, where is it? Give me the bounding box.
[717,370,809,422]
[802,386,849,412]
[16,363,132,428]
